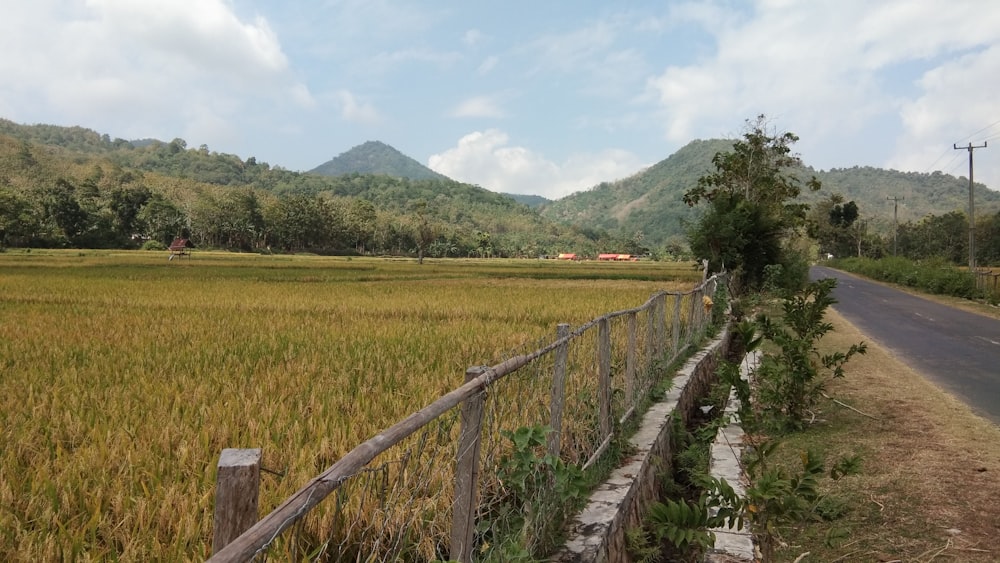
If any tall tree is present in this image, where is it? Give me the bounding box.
[0,187,38,247]
[137,193,187,245]
[897,211,967,263]
[109,185,152,244]
[808,194,861,258]
[685,115,820,291]
[346,199,376,254]
[40,178,91,245]
[412,200,437,264]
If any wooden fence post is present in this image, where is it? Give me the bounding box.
[212,448,262,555]
[625,311,637,412]
[659,294,668,355]
[451,366,486,563]
[598,317,612,440]
[548,323,571,458]
[688,291,698,342]
[672,294,683,353]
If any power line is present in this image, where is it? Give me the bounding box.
[954,118,1000,145]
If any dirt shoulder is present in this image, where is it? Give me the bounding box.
[768,307,1000,562]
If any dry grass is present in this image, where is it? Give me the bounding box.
[768,308,1000,562]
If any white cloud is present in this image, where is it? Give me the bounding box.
[0,0,310,143]
[522,20,618,77]
[336,90,382,124]
[889,45,1000,182]
[368,47,463,72]
[428,129,643,199]
[450,96,506,119]
[646,0,1000,188]
[86,0,289,77]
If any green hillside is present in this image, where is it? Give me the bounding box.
[310,140,451,181]
[4,117,999,258]
[541,139,1000,247]
[539,139,730,246]
[0,120,598,257]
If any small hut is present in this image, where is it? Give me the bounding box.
[168,238,195,260]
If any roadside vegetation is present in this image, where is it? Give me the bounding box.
[632,115,1000,562]
[762,307,1000,562]
[833,255,998,303]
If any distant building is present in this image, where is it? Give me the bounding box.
[168,238,195,260]
[598,253,634,261]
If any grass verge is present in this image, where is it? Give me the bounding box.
[766,307,1000,562]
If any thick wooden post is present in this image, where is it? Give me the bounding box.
[687,291,698,342]
[693,288,704,331]
[598,317,612,440]
[212,448,262,555]
[548,323,571,458]
[451,366,486,563]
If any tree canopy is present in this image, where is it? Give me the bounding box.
[685,116,819,290]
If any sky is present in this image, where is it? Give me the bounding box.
[2,0,999,201]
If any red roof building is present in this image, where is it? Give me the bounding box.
[168,238,195,260]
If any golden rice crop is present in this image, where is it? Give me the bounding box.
[0,251,699,560]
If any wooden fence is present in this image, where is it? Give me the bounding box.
[974,268,1000,297]
[207,273,727,562]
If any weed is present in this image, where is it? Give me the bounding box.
[476,425,587,560]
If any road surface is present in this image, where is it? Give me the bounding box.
[810,266,1000,425]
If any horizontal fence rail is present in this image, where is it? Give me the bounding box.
[208,273,726,562]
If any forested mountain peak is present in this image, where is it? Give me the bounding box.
[309,140,451,181]
[540,138,1000,247]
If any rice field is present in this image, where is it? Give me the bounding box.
[0,250,701,561]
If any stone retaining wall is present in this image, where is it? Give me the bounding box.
[551,328,734,563]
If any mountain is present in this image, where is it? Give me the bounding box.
[539,139,729,246]
[0,119,602,257]
[540,139,1000,248]
[309,140,450,181]
[4,117,999,255]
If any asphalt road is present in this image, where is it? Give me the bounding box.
[810,266,1000,425]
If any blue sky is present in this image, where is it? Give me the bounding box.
[2,0,999,201]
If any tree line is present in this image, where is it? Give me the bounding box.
[0,134,639,257]
[683,115,1000,295]
[808,193,1000,267]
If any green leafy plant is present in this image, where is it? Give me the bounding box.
[754,278,867,430]
[476,425,588,561]
[644,280,869,560]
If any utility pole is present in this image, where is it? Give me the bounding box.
[887,196,903,256]
[954,141,988,271]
